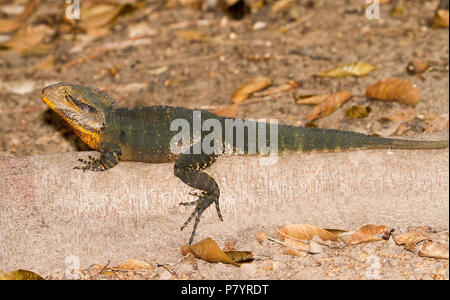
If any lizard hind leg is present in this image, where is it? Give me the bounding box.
[174,152,222,245]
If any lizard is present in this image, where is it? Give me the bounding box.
[41,82,449,244]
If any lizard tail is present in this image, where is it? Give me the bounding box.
[371,138,449,150]
[276,124,449,153]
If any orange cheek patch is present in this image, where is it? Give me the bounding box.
[73,125,101,150]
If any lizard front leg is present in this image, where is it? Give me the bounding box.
[74,143,121,172]
[174,150,222,245]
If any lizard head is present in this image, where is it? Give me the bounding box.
[41,82,114,149]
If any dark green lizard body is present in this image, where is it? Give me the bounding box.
[41,82,449,244]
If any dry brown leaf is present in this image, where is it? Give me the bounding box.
[424,114,449,133]
[0,0,40,33]
[347,224,393,244]
[283,237,310,252]
[393,230,431,252]
[433,9,449,28]
[231,77,271,104]
[373,121,403,137]
[382,108,419,122]
[317,62,376,78]
[212,103,239,118]
[272,0,295,13]
[181,238,242,266]
[324,228,348,236]
[80,3,125,30]
[406,61,430,75]
[277,224,339,242]
[344,105,372,119]
[255,232,267,243]
[0,269,43,280]
[283,247,308,257]
[114,259,153,270]
[86,27,111,39]
[364,0,390,8]
[308,236,326,254]
[224,251,254,263]
[306,91,352,121]
[0,19,23,34]
[365,77,421,106]
[253,81,297,97]
[0,24,53,55]
[418,241,449,260]
[295,94,328,105]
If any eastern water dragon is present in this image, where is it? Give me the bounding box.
[41,82,449,244]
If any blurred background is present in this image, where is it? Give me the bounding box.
[0,0,448,159]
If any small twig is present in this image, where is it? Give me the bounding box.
[92,260,110,279]
[267,237,286,246]
[156,263,178,279]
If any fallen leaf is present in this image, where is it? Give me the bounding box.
[272,0,295,13]
[393,230,431,252]
[231,77,271,103]
[424,114,449,133]
[372,121,403,137]
[406,61,430,75]
[128,22,158,38]
[317,62,376,78]
[308,236,324,254]
[0,0,40,33]
[345,105,372,119]
[306,91,352,121]
[283,237,310,252]
[347,224,393,244]
[224,251,254,263]
[294,94,328,105]
[255,232,267,243]
[283,238,310,257]
[382,108,419,122]
[365,77,421,106]
[0,269,43,280]
[115,259,153,270]
[277,224,339,242]
[181,238,247,266]
[212,103,239,118]
[0,24,53,55]
[364,0,390,8]
[253,81,297,97]
[86,27,111,39]
[282,247,308,257]
[147,66,169,76]
[80,3,125,30]
[433,9,449,28]
[418,241,449,259]
[323,228,348,236]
